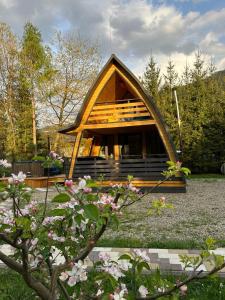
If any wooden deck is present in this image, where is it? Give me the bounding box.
[0,175,66,188]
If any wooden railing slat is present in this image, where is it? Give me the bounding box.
[92,101,144,110]
[88,112,151,122]
[90,106,148,116]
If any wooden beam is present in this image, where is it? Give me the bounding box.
[94,180,185,187]
[88,112,150,122]
[82,120,156,130]
[114,134,120,160]
[69,131,82,179]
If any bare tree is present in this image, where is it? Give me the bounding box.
[0,23,19,159]
[44,32,100,152]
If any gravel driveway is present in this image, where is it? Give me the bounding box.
[103,179,225,246]
[1,179,224,247]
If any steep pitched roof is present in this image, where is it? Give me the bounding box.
[58,54,177,161]
[59,54,163,134]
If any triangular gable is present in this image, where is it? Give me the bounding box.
[59,54,177,162]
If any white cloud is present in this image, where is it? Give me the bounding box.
[0,0,224,75]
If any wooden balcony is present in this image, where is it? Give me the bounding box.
[86,98,152,125]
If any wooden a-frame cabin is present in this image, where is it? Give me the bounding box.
[59,55,185,192]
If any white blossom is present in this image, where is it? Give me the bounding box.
[78,179,86,189]
[0,159,11,168]
[139,285,148,298]
[43,216,64,225]
[134,249,150,262]
[8,171,26,184]
[118,259,132,271]
[66,260,87,286]
[59,272,69,281]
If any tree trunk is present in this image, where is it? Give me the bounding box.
[32,95,37,156]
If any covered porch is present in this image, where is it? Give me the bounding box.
[64,125,184,191]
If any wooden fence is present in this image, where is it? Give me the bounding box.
[63,155,178,181]
[12,161,44,177]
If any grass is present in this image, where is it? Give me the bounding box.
[0,269,35,299]
[97,237,201,249]
[188,173,225,179]
[1,269,225,300]
[97,237,225,249]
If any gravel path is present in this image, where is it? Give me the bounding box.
[103,179,225,245]
[1,180,225,246]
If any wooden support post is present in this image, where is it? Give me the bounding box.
[114,134,120,160]
[142,131,147,159]
[82,137,93,156]
[91,136,101,156]
[69,131,82,179]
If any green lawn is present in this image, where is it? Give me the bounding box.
[97,237,202,249]
[188,173,225,179]
[0,269,225,299]
[97,238,225,249]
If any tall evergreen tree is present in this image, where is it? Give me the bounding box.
[159,60,179,148]
[143,55,161,103]
[19,22,51,156]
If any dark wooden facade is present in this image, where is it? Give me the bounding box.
[59,55,185,192]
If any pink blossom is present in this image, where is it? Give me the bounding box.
[83,187,92,193]
[68,276,77,287]
[49,151,58,159]
[127,183,139,193]
[65,180,73,188]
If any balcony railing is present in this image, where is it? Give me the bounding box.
[86,98,152,124]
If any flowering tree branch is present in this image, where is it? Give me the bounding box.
[2,159,222,300]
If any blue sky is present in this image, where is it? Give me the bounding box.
[0,0,225,75]
[163,0,224,14]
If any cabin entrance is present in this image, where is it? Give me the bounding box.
[79,125,167,161]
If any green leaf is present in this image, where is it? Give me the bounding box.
[15,216,31,230]
[52,193,70,203]
[84,204,99,221]
[75,214,83,225]
[86,194,98,202]
[137,261,150,273]
[119,254,132,261]
[49,208,67,216]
